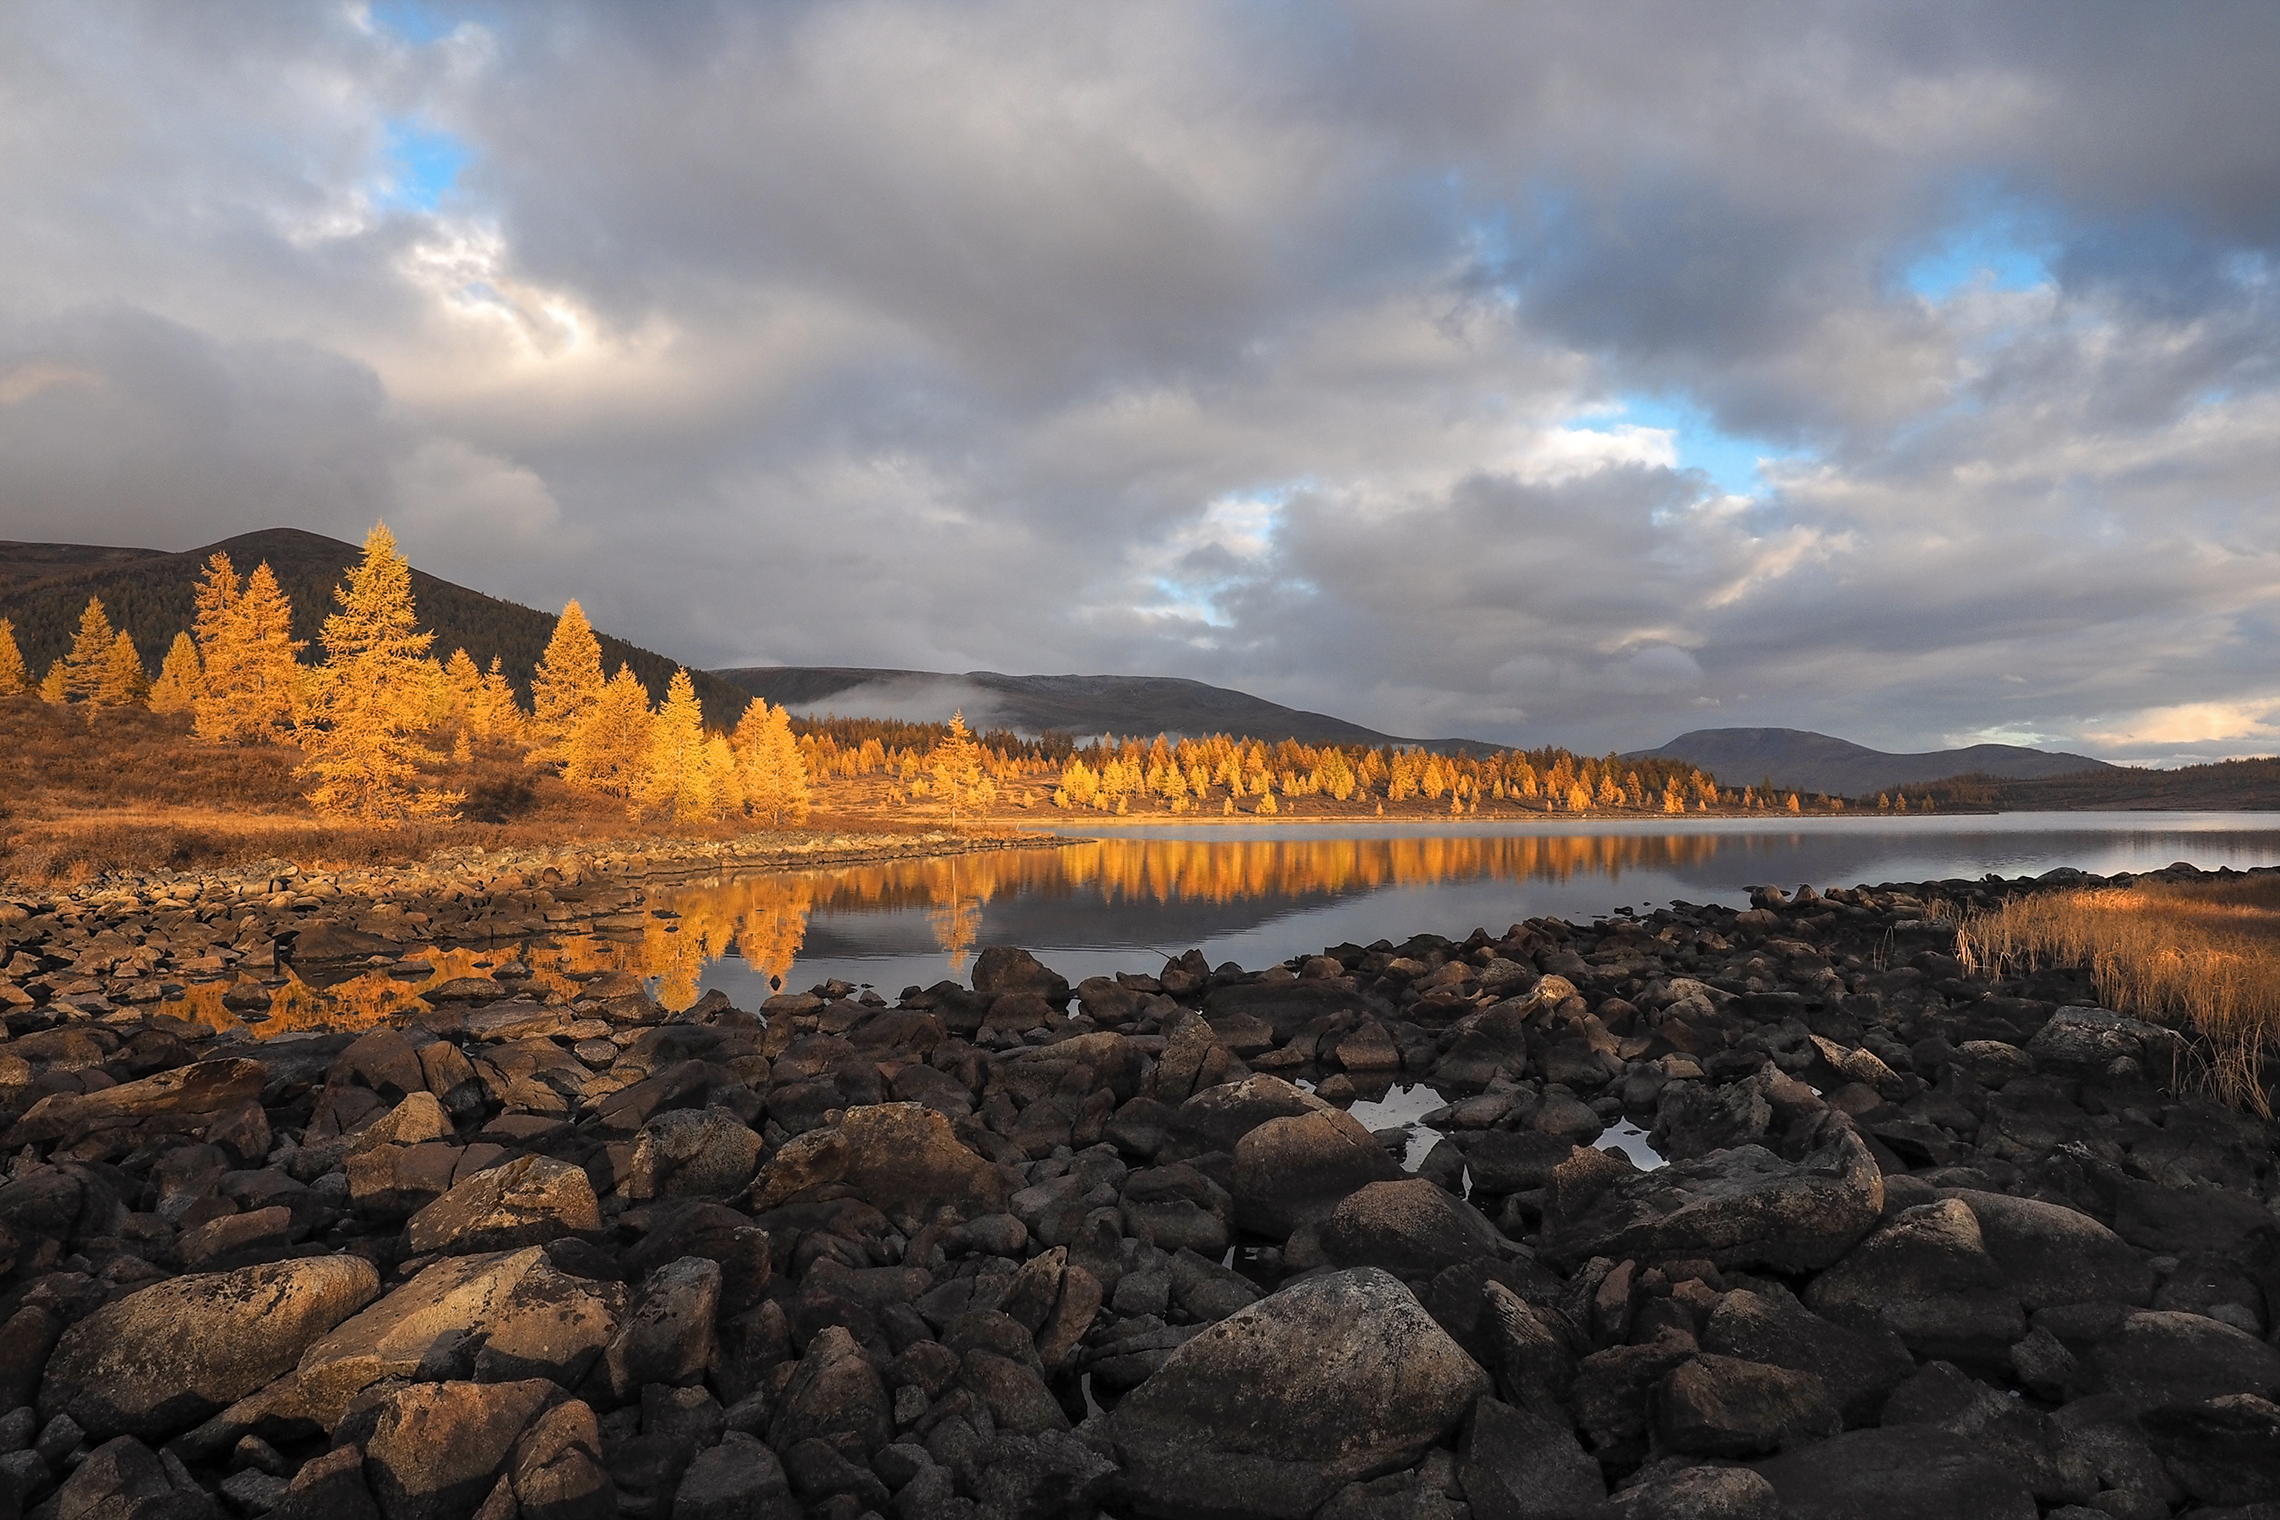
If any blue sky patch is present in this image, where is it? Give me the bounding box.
[1902,198,2057,300]
[1585,393,1789,498]
[379,119,469,212]
[370,2,454,46]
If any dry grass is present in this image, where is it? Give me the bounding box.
[1957,877,2280,1115]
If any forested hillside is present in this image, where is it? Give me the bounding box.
[0,528,749,723]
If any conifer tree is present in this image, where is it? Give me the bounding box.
[295,522,461,824]
[0,618,26,696]
[531,600,605,760]
[38,661,67,703]
[192,557,303,743]
[639,669,713,822]
[61,597,116,706]
[568,665,654,795]
[703,734,742,817]
[927,711,995,828]
[732,699,811,825]
[439,649,484,744]
[98,631,148,706]
[149,631,202,715]
[473,656,526,744]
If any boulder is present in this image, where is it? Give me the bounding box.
[1321,1177,1507,1279]
[1459,1397,1605,1520]
[670,1434,797,1520]
[1747,1426,2037,1520]
[625,1109,764,1200]
[1203,980,1378,1040]
[363,1378,558,1520]
[296,1248,617,1427]
[1654,1355,1839,1457]
[766,1325,892,1458]
[1120,1163,1233,1256]
[2138,1394,2280,1507]
[406,1155,601,1255]
[604,1256,721,1399]
[1804,1199,2025,1363]
[1539,1131,1882,1274]
[1458,1131,1580,1197]
[507,1399,615,1520]
[970,947,1071,1005]
[2025,1006,2177,1075]
[2084,1309,2280,1410]
[747,1103,1008,1214]
[6,1059,268,1148]
[1943,1189,2154,1310]
[1232,1107,1405,1237]
[1610,1464,1777,1520]
[1170,1075,1330,1156]
[1104,1268,1489,1519]
[41,1255,380,1440]
[53,1434,215,1520]
[1702,1288,1913,1427]
[1435,1004,1532,1088]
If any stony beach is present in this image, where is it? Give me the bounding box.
[1,856,2277,1520]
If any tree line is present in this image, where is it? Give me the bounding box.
[0,524,812,829]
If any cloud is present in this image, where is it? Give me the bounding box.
[2,1,2278,762]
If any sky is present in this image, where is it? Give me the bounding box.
[2,2,2277,763]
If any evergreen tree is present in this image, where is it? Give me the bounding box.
[61,597,116,706]
[38,661,67,704]
[731,699,811,825]
[97,631,148,706]
[192,556,303,743]
[473,656,527,744]
[567,665,653,795]
[296,522,462,824]
[927,710,996,828]
[639,669,713,822]
[531,600,605,760]
[440,648,484,744]
[149,631,202,715]
[0,618,26,696]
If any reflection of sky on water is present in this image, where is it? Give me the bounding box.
[674,812,2280,1004]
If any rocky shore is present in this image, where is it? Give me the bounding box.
[1,862,2277,1520]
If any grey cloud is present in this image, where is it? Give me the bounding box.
[2,1,2278,765]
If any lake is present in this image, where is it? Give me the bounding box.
[629,811,2280,1007]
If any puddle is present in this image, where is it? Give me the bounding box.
[1305,1076,1670,1177]
[1600,1118,1667,1171]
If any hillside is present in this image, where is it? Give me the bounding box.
[1912,757,2280,811]
[0,529,751,724]
[1626,726,2114,797]
[713,666,1496,749]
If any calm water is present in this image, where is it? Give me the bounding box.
[637,812,2280,1005]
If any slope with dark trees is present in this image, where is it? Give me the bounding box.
[713,665,1498,750]
[0,528,751,724]
[1628,726,2114,797]
[1909,756,2280,810]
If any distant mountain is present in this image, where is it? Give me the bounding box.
[0,528,751,724]
[1626,727,2115,797]
[713,666,1494,749]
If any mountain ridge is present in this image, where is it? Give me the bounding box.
[1626,726,2117,798]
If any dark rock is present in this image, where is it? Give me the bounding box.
[406,1155,601,1255]
[363,1379,557,1520]
[1171,1075,1329,1156]
[1104,1268,1489,1519]
[1611,1463,1778,1520]
[1747,1426,2038,1519]
[625,1110,763,1201]
[2085,1310,2280,1411]
[604,1256,721,1399]
[507,1399,614,1520]
[1119,1163,1232,1257]
[1702,1287,1912,1427]
[747,1103,1009,1216]
[2139,1394,2280,1507]
[268,1445,380,1520]
[1540,1131,1883,1274]
[40,1255,380,1439]
[1231,1107,1405,1237]
[1655,1354,1839,1457]
[968,1430,1118,1518]
[1804,1198,2024,1363]
[766,1326,891,1458]
[970,948,1070,1006]
[1321,1176,1507,1279]
[1943,1189,2154,1310]
[54,1433,215,1520]
[1456,1397,1603,1520]
[1459,1131,1579,1197]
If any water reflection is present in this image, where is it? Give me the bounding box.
[163,814,2280,1035]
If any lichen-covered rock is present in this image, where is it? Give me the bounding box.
[41,1255,380,1440]
[1232,1107,1405,1237]
[406,1154,601,1255]
[746,1102,1009,1214]
[1104,1268,1489,1519]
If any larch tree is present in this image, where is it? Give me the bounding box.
[0,618,26,695]
[439,649,484,744]
[60,597,117,707]
[472,656,527,744]
[732,699,810,826]
[638,669,712,822]
[568,665,653,795]
[149,632,202,716]
[38,662,66,704]
[531,600,605,762]
[97,631,148,706]
[192,556,303,743]
[927,710,995,828]
[295,522,462,824]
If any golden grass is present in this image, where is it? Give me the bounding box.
[1956,877,2280,1115]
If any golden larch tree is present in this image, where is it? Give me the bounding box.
[0,618,27,696]
[439,649,484,745]
[97,631,148,706]
[149,631,202,715]
[531,600,605,761]
[732,699,810,826]
[472,655,527,744]
[60,597,117,706]
[192,556,303,742]
[37,662,66,704]
[927,710,996,828]
[638,669,712,822]
[568,665,654,795]
[295,522,462,824]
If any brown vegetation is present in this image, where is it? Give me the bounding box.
[1957,875,2280,1115]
